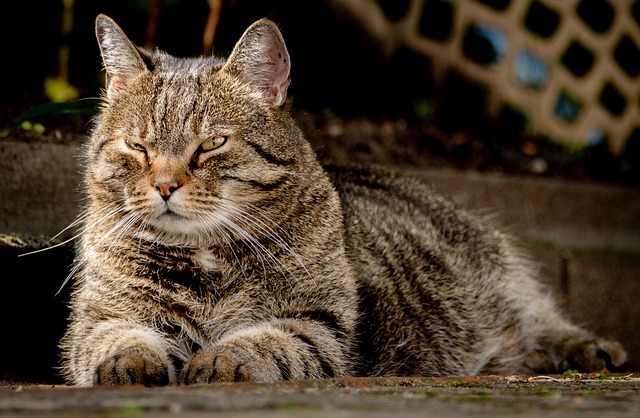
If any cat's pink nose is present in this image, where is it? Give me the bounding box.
[153,180,180,200]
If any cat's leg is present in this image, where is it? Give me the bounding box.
[180,319,350,383]
[65,319,176,386]
[526,308,627,373]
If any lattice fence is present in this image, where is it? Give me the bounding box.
[326,0,640,155]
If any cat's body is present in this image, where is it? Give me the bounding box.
[61,15,627,386]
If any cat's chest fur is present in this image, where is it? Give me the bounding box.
[101,243,273,342]
[115,243,270,300]
[193,249,222,273]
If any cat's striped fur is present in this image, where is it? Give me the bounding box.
[60,15,627,386]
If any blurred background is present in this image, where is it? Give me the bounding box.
[1,0,639,182]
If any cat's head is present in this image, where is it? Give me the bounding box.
[85,15,320,246]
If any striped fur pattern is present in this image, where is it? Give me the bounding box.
[60,15,627,386]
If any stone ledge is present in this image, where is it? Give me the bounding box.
[3,139,639,252]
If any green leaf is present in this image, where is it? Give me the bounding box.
[33,123,46,134]
[18,99,102,121]
[2,99,102,136]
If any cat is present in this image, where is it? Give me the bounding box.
[60,14,627,386]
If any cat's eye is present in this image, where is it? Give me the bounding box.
[199,136,228,152]
[126,139,147,153]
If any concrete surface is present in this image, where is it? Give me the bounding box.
[0,141,82,239]
[412,167,640,253]
[1,138,639,414]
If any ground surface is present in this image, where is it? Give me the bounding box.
[2,374,640,417]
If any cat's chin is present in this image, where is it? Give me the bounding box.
[135,225,212,248]
[147,214,208,240]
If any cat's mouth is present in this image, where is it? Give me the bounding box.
[150,207,200,236]
[159,207,186,219]
[149,199,187,219]
[143,198,203,235]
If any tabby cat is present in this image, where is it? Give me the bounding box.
[60,14,627,386]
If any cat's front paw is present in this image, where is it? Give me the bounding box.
[567,338,628,372]
[94,346,171,386]
[180,351,252,384]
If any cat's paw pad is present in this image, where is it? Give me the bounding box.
[180,351,252,384]
[94,347,170,386]
[568,338,628,372]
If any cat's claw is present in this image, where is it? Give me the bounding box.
[94,347,170,386]
[180,352,252,384]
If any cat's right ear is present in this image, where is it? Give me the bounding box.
[95,14,148,98]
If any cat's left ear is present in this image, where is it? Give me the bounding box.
[223,19,291,107]
[95,14,149,98]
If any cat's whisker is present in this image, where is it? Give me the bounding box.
[231,218,303,282]
[18,210,98,257]
[238,207,299,255]
[18,233,82,257]
[49,206,122,291]
[71,205,134,255]
[214,210,286,277]
[198,213,248,279]
[98,212,141,251]
[133,219,152,250]
[56,260,83,296]
[216,214,268,273]
[119,212,144,241]
[220,200,310,281]
[215,205,298,286]
[237,201,294,240]
[107,215,137,249]
[234,212,303,273]
[82,205,125,235]
[46,212,91,243]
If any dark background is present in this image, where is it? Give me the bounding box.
[1,0,434,119]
